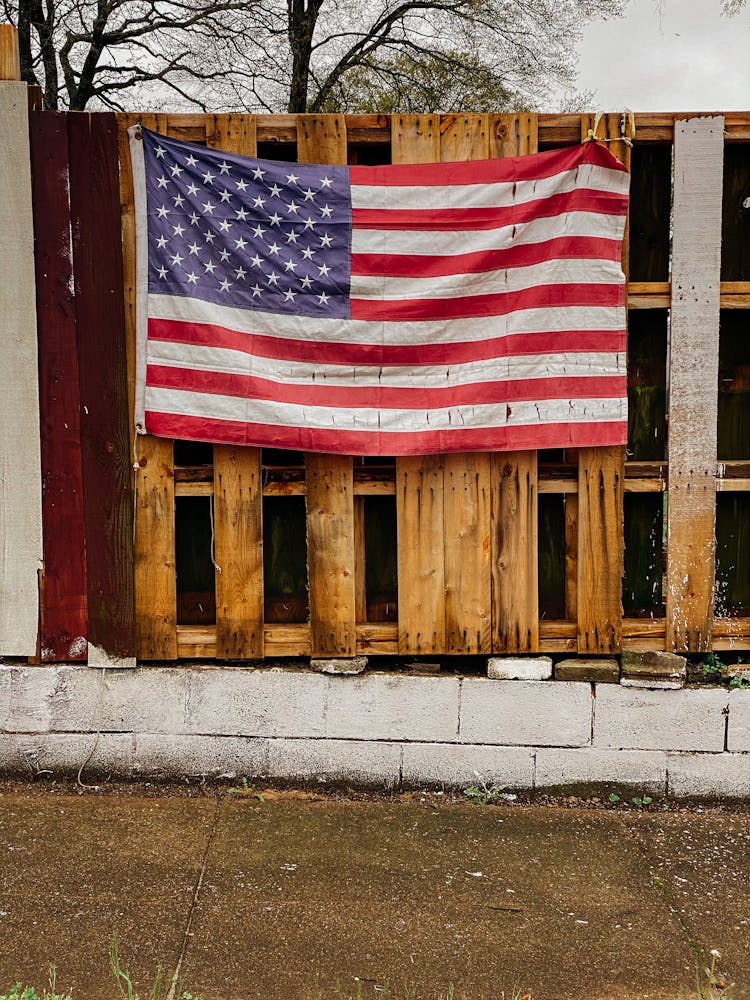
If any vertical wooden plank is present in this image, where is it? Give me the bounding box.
[128,112,177,660]
[67,111,136,664]
[397,456,445,654]
[440,113,490,160]
[305,455,356,655]
[491,453,538,651]
[493,113,538,158]
[576,114,627,654]
[444,455,491,653]
[0,24,20,79]
[392,115,445,655]
[438,114,492,654]
[205,114,265,659]
[30,112,88,661]
[297,114,356,657]
[666,116,724,652]
[564,496,578,621]
[0,80,42,656]
[488,115,540,652]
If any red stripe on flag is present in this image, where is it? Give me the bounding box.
[146,364,627,410]
[148,317,625,367]
[349,141,627,188]
[352,190,628,232]
[351,235,624,278]
[144,411,627,455]
[350,282,625,322]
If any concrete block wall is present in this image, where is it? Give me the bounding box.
[0,663,749,797]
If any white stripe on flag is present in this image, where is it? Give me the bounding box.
[147,340,625,388]
[351,161,630,211]
[145,385,627,433]
[149,293,626,346]
[350,258,624,301]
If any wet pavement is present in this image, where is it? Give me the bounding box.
[0,782,748,1000]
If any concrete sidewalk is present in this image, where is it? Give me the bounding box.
[0,782,748,1000]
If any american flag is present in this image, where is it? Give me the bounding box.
[130,126,629,455]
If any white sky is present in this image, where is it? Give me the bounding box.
[575,0,750,111]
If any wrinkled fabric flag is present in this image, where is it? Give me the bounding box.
[130,126,629,455]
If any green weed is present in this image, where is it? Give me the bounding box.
[463,772,517,806]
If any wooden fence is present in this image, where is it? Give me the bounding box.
[22,105,750,662]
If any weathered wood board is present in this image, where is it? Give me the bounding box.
[206,114,265,659]
[67,112,136,664]
[666,116,725,652]
[29,112,88,661]
[0,82,43,656]
[298,115,357,657]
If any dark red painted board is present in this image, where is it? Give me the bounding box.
[67,112,135,660]
[29,112,88,661]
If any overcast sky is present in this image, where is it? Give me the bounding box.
[575,0,750,111]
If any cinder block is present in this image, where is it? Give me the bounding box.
[267,738,401,787]
[594,686,728,752]
[535,747,667,793]
[324,673,459,742]
[487,657,552,681]
[727,689,750,752]
[135,734,268,778]
[0,732,135,776]
[55,666,190,734]
[554,659,619,683]
[3,666,60,732]
[460,679,591,747]
[667,752,750,798]
[311,656,367,675]
[401,743,534,789]
[186,667,327,738]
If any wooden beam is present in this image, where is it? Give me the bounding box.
[391,115,446,655]
[68,111,135,664]
[576,114,628,654]
[666,116,725,652]
[29,112,88,661]
[130,113,176,660]
[206,114,264,659]
[0,24,20,80]
[0,76,42,656]
[297,114,357,657]
[488,114,540,653]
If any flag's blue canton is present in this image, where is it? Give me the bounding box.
[142,128,352,319]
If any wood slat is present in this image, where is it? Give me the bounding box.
[29,112,88,661]
[130,113,177,660]
[205,114,265,659]
[296,114,357,658]
[445,454,491,653]
[491,452,538,651]
[213,449,264,658]
[437,115,493,655]
[396,455,446,654]
[391,115,445,656]
[666,116,725,652]
[575,114,628,654]
[67,111,135,663]
[488,114,540,653]
[0,81,42,657]
[305,454,357,656]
